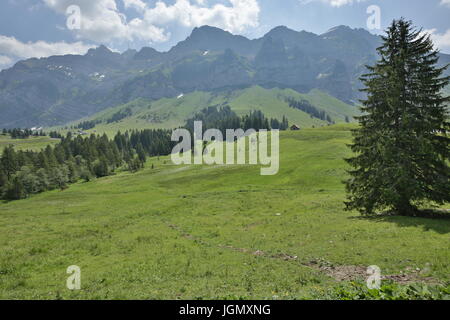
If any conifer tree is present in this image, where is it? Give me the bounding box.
[1,146,18,180]
[345,19,450,216]
[0,166,7,197]
[5,176,26,200]
[136,143,147,164]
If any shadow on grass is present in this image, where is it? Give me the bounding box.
[349,210,450,234]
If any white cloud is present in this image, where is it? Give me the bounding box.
[0,35,94,59]
[142,0,260,33]
[440,0,450,8]
[423,28,450,52]
[0,55,13,69]
[43,0,169,43]
[43,0,260,44]
[299,0,367,7]
[0,35,95,70]
[123,0,147,13]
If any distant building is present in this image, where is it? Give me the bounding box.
[290,124,300,131]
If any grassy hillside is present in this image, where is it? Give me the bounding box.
[1,125,448,299]
[0,135,60,152]
[60,86,359,136]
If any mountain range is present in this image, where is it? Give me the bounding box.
[0,25,449,129]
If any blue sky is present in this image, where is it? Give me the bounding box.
[0,0,449,70]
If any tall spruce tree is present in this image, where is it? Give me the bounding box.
[345,19,450,216]
[1,146,18,180]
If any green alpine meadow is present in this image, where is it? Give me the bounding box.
[1,126,449,300]
[0,0,449,304]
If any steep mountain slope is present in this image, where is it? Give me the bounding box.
[1,25,448,129]
[0,46,139,128]
[170,25,257,58]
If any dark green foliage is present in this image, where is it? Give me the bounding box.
[242,110,271,131]
[185,105,289,135]
[136,143,147,164]
[10,128,32,139]
[115,128,174,158]
[0,128,174,201]
[0,167,7,198]
[93,158,110,178]
[185,105,239,134]
[270,115,289,130]
[345,19,450,216]
[75,120,101,131]
[286,97,332,122]
[107,107,132,124]
[127,157,144,173]
[48,131,62,139]
[1,128,47,139]
[1,146,18,180]
[5,176,26,200]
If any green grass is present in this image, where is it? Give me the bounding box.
[0,126,448,299]
[55,86,359,137]
[0,135,60,151]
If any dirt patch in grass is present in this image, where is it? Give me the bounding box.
[306,259,438,284]
[166,222,438,285]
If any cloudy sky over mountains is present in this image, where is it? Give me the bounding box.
[0,0,449,70]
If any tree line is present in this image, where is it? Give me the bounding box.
[75,120,101,131]
[185,105,289,135]
[285,98,334,123]
[1,128,63,139]
[0,129,174,201]
[74,107,132,130]
[107,108,133,124]
[1,107,287,201]
[2,128,45,139]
